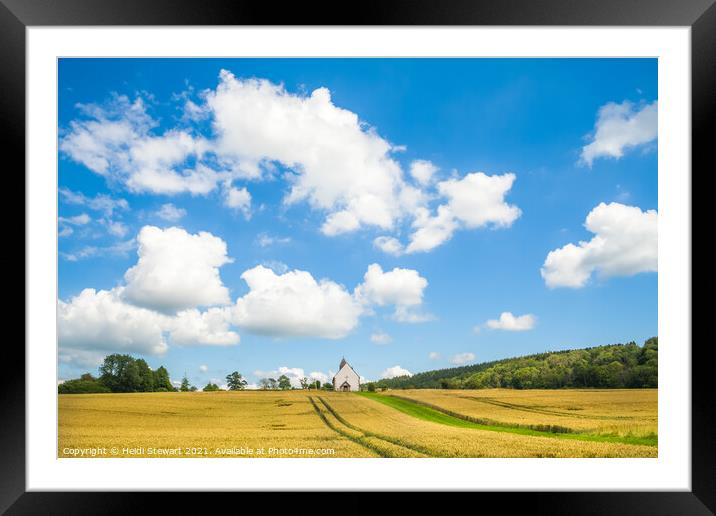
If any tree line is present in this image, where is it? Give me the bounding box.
[58,354,255,394]
[58,353,336,393]
[368,337,658,390]
[257,376,333,390]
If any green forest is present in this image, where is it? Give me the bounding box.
[369,337,658,390]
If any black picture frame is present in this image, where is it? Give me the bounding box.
[3,0,710,512]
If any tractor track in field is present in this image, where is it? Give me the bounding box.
[459,396,643,421]
[308,396,431,458]
[361,392,658,447]
[316,396,437,457]
[380,393,574,433]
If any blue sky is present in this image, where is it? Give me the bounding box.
[57,58,658,388]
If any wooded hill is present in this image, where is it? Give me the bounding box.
[369,337,658,390]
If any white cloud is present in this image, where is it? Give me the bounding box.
[60,239,136,262]
[381,365,412,379]
[102,219,129,237]
[254,366,330,388]
[59,190,131,240]
[199,364,209,373]
[410,160,438,186]
[60,95,217,195]
[224,184,252,218]
[230,262,432,339]
[156,203,186,222]
[231,265,363,339]
[206,71,410,235]
[439,173,521,228]
[355,263,430,322]
[168,308,240,346]
[256,233,291,247]
[122,226,232,313]
[309,371,330,384]
[581,100,658,166]
[59,188,129,216]
[370,332,392,344]
[428,352,440,360]
[373,236,404,256]
[406,173,520,253]
[485,312,537,331]
[541,202,658,288]
[58,348,107,370]
[58,287,240,369]
[60,76,522,256]
[260,260,289,274]
[392,306,435,323]
[450,352,476,365]
[59,213,91,226]
[356,263,427,308]
[58,287,169,357]
[404,205,458,254]
[58,226,73,237]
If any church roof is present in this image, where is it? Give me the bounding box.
[333,357,360,384]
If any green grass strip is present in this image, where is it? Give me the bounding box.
[357,392,657,448]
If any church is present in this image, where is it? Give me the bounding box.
[332,358,360,392]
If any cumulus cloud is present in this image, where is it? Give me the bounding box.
[58,348,107,370]
[60,94,216,195]
[309,371,330,384]
[355,263,430,322]
[230,262,431,339]
[207,71,410,235]
[199,364,209,373]
[485,312,537,331]
[122,226,232,313]
[156,203,186,222]
[61,74,523,255]
[223,184,252,218]
[58,290,240,369]
[405,173,521,253]
[58,287,169,357]
[168,308,239,346]
[450,352,476,365]
[356,264,427,307]
[541,202,657,288]
[581,100,657,166]
[381,365,412,379]
[373,236,404,256]
[428,351,440,360]
[254,366,330,388]
[410,160,438,186]
[370,332,392,344]
[231,266,363,339]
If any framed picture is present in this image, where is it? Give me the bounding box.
[5,0,711,511]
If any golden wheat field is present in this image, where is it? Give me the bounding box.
[389,388,658,438]
[58,389,657,458]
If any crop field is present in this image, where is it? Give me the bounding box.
[58,389,657,458]
[385,389,658,440]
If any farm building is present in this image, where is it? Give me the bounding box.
[332,358,360,392]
